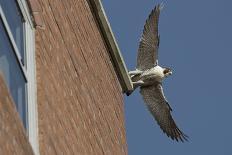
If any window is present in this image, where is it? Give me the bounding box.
[0,18,27,126]
[0,0,38,153]
[0,0,25,63]
[0,0,27,128]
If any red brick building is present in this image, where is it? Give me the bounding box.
[0,0,132,154]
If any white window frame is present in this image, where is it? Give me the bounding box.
[0,0,39,154]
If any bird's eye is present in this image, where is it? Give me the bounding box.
[163,69,169,74]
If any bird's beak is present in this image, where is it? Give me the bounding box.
[169,71,172,75]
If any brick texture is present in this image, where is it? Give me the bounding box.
[34,0,127,154]
[0,75,34,155]
[26,0,45,28]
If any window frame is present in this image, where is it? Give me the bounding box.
[0,0,39,154]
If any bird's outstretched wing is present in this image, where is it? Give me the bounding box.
[137,4,161,70]
[140,84,188,142]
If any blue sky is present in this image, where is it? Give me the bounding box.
[102,0,232,154]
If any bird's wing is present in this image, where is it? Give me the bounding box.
[137,4,161,70]
[140,84,188,142]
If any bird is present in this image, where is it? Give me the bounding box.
[127,4,188,142]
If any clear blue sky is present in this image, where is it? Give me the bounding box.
[102,0,232,154]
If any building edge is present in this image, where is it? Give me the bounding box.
[88,0,133,93]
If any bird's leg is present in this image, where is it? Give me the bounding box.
[132,80,144,87]
[129,69,143,76]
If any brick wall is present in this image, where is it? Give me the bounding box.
[0,76,34,155]
[34,0,127,154]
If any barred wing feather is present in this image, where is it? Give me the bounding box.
[140,84,188,142]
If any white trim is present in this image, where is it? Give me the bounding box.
[17,0,34,28]
[25,22,39,155]
[18,1,39,154]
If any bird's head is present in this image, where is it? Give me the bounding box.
[163,67,172,77]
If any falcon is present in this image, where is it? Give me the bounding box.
[127,4,188,142]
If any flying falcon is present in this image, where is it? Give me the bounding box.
[127,4,188,142]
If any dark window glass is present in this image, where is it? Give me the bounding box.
[0,0,25,63]
[0,18,27,127]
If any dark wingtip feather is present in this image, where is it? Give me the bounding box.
[147,3,163,22]
[176,130,189,142]
[162,126,189,142]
